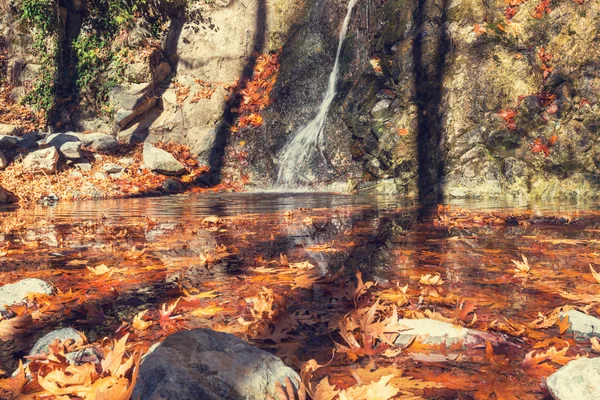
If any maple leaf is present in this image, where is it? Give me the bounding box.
[511,255,530,273]
[132,310,153,331]
[354,271,375,305]
[0,314,33,341]
[590,264,600,284]
[0,361,27,399]
[591,337,600,353]
[159,299,182,329]
[338,375,400,400]
[313,377,340,400]
[419,273,444,286]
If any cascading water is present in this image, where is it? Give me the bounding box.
[275,0,359,188]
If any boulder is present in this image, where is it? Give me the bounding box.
[17,132,41,150]
[133,329,300,400]
[143,143,187,176]
[0,279,53,311]
[394,319,503,348]
[0,124,21,137]
[0,134,19,150]
[0,150,7,169]
[102,163,123,174]
[71,132,119,153]
[59,141,83,159]
[546,357,600,400]
[23,147,60,174]
[566,310,600,338]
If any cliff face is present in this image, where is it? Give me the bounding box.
[2,0,599,199]
[339,0,600,199]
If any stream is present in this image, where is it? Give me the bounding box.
[1,194,600,398]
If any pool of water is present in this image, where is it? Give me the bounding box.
[1,193,599,398]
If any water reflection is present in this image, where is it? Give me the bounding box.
[1,194,599,397]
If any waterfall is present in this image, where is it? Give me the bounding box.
[275,0,359,188]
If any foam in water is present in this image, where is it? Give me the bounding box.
[275,0,359,188]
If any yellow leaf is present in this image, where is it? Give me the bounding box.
[190,304,229,317]
[419,273,444,286]
[591,337,600,353]
[132,310,153,331]
[590,264,600,284]
[338,375,399,400]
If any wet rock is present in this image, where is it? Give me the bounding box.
[29,328,83,356]
[0,124,21,137]
[546,357,600,400]
[394,319,502,348]
[0,134,19,150]
[143,143,187,176]
[0,279,53,311]
[162,178,184,193]
[72,132,119,153]
[0,150,7,169]
[102,163,123,174]
[566,310,600,338]
[23,147,60,174]
[133,329,300,400]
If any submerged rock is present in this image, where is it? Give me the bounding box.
[133,329,300,400]
[29,328,83,356]
[23,147,60,174]
[0,278,53,311]
[394,319,502,348]
[142,143,187,176]
[566,310,600,338]
[546,357,600,400]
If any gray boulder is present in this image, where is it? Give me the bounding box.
[143,143,187,176]
[567,310,600,338]
[0,134,19,150]
[45,133,82,159]
[102,163,123,174]
[394,318,503,348]
[71,132,119,152]
[546,357,600,400]
[59,141,83,159]
[133,329,300,400]
[22,147,60,174]
[0,278,53,311]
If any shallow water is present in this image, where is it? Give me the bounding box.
[1,194,600,398]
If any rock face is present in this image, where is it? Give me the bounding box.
[143,143,187,176]
[0,278,53,311]
[22,148,60,174]
[546,357,600,400]
[132,329,300,400]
